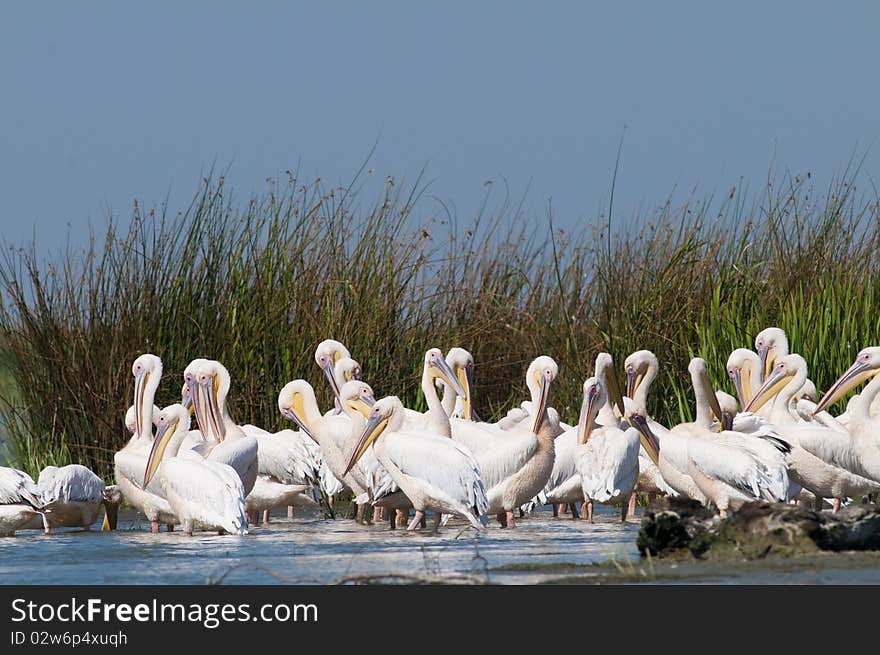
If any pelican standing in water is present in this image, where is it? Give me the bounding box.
[0,467,45,536]
[477,356,558,528]
[576,377,642,523]
[114,354,178,532]
[343,396,488,532]
[185,359,259,498]
[746,353,880,510]
[37,465,120,533]
[143,404,247,535]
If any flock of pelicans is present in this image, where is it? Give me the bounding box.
[3,327,880,538]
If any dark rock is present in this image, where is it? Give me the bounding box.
[637,498,880,560]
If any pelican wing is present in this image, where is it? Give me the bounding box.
[789,424,866,476]
[793,399,849,434]
[543,428,579,494]
[578,428,640,502]
[38,464,104,504]
[474,428,539,490]
[688,433,789,502]
[0,466,43,508]
[383,431,489,516]
[248,428,319,485]
[162,459,247,534]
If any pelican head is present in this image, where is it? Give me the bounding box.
[527,356,557,433]
[594,352,626,416]
[196,360,230,441]
[339,380,376,419]
[142,404,189,489]
[335,357,362,383]
[183,358,213,441]
[714,390,738,431]
[315,339,351,407]
[343,396,404,475]
[624,350,658,400]
[813,347,880,414]
[444,347,475,420]
[132,353,162,439]
[726,348,760,409]
[744,353,806,414]
[577,377,604,445]
[755,327,788,382]
[425,347,467,399]
[181,381,193,414]
[278,379,318,441]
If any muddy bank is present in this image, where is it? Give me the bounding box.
[636,497,880,561]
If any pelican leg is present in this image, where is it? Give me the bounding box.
[419,514,427,529]
[328,495,335,508]
[621,500,629,523]
[395,509,408,527]
[568,502,580,519]
[356,504,365,524]
[42,513,51,535]
[814,495,824,511]
[287,506,294,518]
[552,504,560,518]
[150,520,160,534]
[585,500,594,524]
[832,498,841,513]
[388,509,397,530]
[432,513,441,535]
[262,509,270,525]
[406,511,425,531]
[627,492,637,517]
[505,510,516,529]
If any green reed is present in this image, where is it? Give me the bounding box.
[2,161,880,479]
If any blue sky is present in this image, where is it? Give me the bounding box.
[1,2,878,249]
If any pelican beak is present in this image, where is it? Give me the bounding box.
[743,367,792,414]
[188,378,210,441]
[133,370,149,438]
[458,364,474,421]
[813,359,874,414]
[721,411,735,432]
[143,418,176,489]
[758,344,776,382]
[181,384,193,414]
[201,375,225,440]
[430,357,467,399]
[577,387,597,445]
[533,371,553,433]
[343,412,388,475]
[730,368,747,410]
[346,393,375,419]
[606,369,626,417]
[625,367,644,400]
[322,360,343,409]
[697,367,726,429]
[629,414,660,466]
[280,394,316,441]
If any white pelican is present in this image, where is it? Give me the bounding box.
[476,356,558,528]
[245,477,315,521]
[0,467,44,536]
[314,339,352,410]
[676,358,791,515]
[745,354,880,510]
[576,377,642,523]
[185,359,259,496]
[439,347,477,420]
[813,347,880,484]
[114,354,178,532]
[143,404,248,535]
[755,326,789,382]
[278,378,379,523]
[623,350,677,509]
[343,396,488,532]
[37,465,119,533]
[401,348,467,437]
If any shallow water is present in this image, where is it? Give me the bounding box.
[0,505,639,585]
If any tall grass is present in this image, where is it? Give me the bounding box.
[2,161,880,479]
